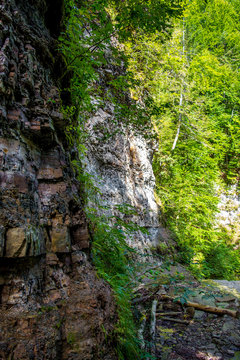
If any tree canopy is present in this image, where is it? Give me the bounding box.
[125,0,240,278]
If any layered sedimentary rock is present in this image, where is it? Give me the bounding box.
[0,1,116,358]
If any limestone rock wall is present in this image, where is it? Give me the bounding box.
[0,1,116,358]
[216,185,240,246]
[85,105,161,253]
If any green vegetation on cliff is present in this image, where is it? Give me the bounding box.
[60,1,183,358]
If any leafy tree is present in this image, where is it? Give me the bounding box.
[125,0,240,279]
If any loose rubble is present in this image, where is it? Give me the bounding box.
[134,265,240,360]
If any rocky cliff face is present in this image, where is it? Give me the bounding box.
[0,0,167,357]
[85,106,161,253]
[216,185,240,247]
[0,1,116,358]
[86,105,160,252]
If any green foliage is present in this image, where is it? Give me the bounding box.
[67,332,76,345]
[196,239,240,280]
[124,0,240,279]
[110,0,184,40]
[38,305,57,314]
[59,0,111,113]
[59,0,184,117]
[55,319,64,330]
[87,202,149,359]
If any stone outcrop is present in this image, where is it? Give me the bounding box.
[0,0,116,358]
[85,105,162,253]
[216,185,240,246]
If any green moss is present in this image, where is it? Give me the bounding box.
[38,305,57,314]
[67,332,76,345]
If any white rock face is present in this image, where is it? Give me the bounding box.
[84,107,161,252]
[216,185,240,245]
